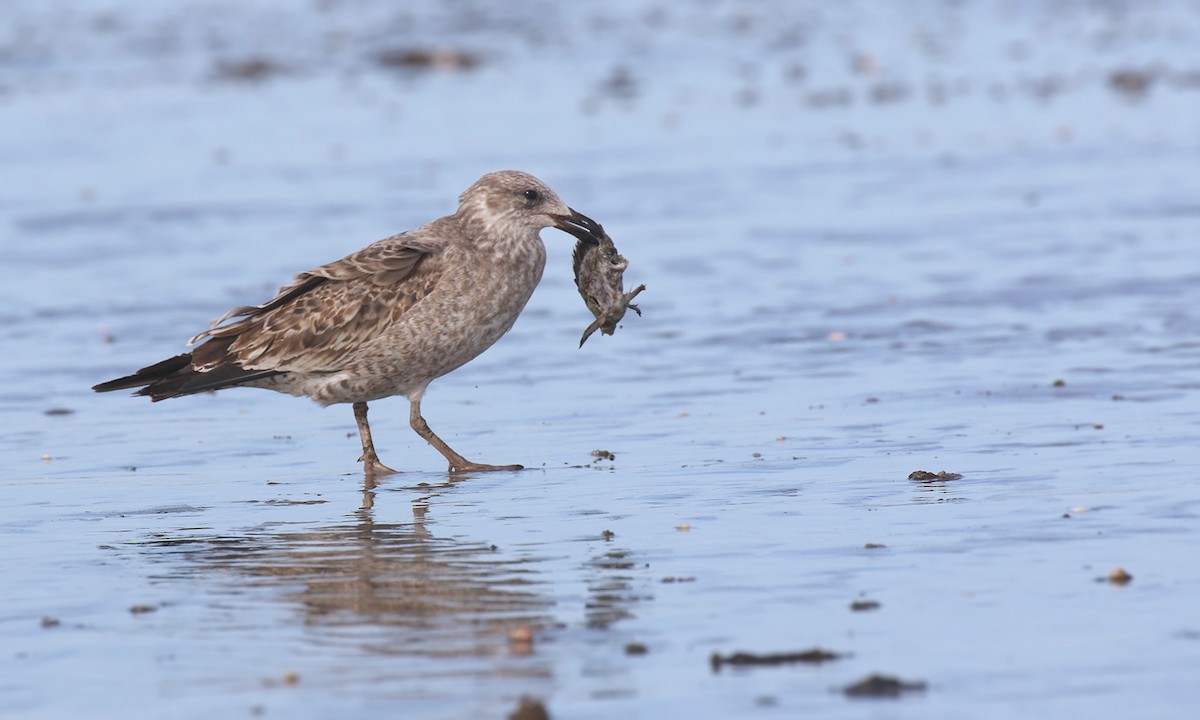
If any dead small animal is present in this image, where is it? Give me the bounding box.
[572,228,645,347]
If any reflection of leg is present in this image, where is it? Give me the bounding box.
[353,401,398,476]
[359,472,377,515]
[408,396,523,474]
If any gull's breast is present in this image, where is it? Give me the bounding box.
[308,233,547,405]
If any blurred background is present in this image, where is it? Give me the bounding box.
[3,1,1200,719]
[6,0,1200,384]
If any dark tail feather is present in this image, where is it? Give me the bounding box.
[93,353,281,401]
[92,354,193,393]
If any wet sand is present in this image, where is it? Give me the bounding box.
[4,1,1200,718]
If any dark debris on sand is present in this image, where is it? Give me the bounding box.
[908,470,962,482]
[213,57,286,82]
[711,647,844,672]
[843,673,927,698]
[508,696,550,720]
[376,48,481,71]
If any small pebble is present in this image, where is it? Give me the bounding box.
[509,626,534,654]
[1108,567,1133,585]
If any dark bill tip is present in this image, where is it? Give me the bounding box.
[553,208,605,243]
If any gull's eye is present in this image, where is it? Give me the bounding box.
[523,188,541,203]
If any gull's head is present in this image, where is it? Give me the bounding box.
[457,170,604,242]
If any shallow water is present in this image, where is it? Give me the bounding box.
[4,1,1200,718]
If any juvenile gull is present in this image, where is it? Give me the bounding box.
[93,170,607,475]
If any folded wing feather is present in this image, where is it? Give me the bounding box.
[189,229,445,376]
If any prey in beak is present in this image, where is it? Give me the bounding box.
[560,210,646,347]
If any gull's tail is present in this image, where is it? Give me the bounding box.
[92,350,279,402]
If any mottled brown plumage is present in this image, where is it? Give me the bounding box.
[94,170,607,474]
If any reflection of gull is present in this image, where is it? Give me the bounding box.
[140,485,650,703]
[93,171,607,475]
[159,501,554,662]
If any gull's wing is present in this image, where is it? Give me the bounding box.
[190,222,451,374]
